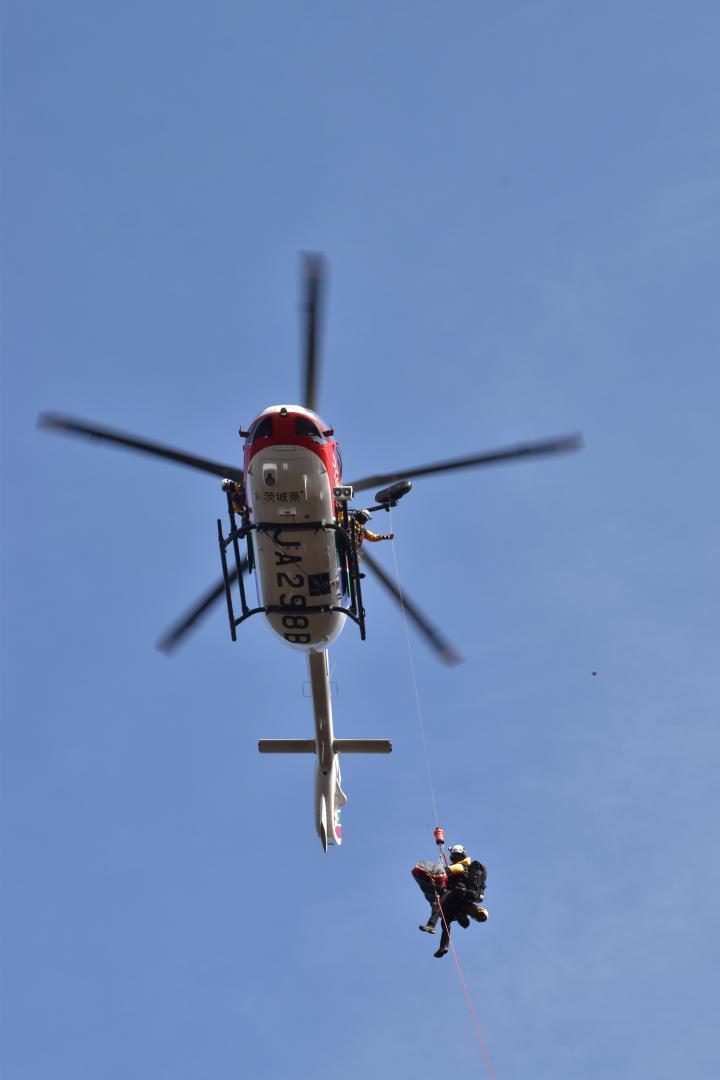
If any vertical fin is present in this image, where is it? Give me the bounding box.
[318,795,328,853]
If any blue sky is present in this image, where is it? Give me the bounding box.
[3,2,719,1077]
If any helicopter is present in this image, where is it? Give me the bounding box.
[38,254,582,850]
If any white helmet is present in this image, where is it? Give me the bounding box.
[449,844,466,862]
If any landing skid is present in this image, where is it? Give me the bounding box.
[217,491,367,641]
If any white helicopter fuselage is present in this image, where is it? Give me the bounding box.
[250,406,391,849]
[243,405,346,654]
[246,442,345,652]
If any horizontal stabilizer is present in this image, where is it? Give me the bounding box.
[332,739,392,754]
[258,739,316,754]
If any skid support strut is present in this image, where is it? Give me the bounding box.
[216,496,367,641]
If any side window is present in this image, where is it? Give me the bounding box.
[251,416,273,442]
[336,446,343,474]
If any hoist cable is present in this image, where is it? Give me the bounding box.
[389,514,497,1079]
[388,513,440,825]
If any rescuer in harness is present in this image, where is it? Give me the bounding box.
[222,478,249,521]
[413,843,489,959]
[351,509,393,550]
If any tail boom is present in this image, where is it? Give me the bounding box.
[258,650,391,849]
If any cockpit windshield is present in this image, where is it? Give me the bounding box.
[250,416,273,443]
[295,416,325,440]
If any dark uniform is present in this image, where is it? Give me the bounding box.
[422,851,488,958]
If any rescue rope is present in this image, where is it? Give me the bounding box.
[436,896,498,1080]
[388,513,440,825]
[389,513,497,1078]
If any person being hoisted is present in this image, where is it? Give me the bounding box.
[351,509,393,551]
[413,841,489,959]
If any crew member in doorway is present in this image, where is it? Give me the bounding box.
[222,478,249,521]
[419,844,489,959]
[352,509,393,551]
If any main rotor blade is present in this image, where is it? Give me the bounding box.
[37,413,245,483]
[361,549,462,666]
[350,433,583,493]
[157,560,247,654]
[301,253,325,413]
